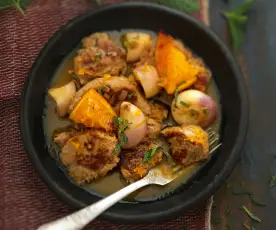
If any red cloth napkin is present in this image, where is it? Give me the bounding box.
[0,0,212,229]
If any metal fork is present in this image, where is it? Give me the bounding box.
[37,130,221,230]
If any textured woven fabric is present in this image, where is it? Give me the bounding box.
[0,0,212,229]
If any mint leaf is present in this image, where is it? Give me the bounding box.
[155,0,200,14]
[240,206,261,223]
[228,18,244,53]
[223,0,254,53]
[0,0,33,15]
[234,0,254,15]
[143,146,160,164]
[225,12,248,24]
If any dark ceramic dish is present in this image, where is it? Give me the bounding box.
[20,2,249,224]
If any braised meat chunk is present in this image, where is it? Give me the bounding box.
[120,139,163,183]
[69,76,168,120]
[60,129,119,184]
[161,125,209,167]
[74,33,127,84]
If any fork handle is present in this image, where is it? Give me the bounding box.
[37,178,150,230]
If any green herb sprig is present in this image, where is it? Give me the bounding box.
[143,146,160,164]
[155,0,200,14]
[232,189,266,207]
[112,117,129,155]
[180,101,190,108]
[97,88,103,95]
[240,205,261,223]
[223,0,254,53]
[128,91,136,100]
[0,0,32,15]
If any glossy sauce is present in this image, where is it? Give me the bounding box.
[43,30,221,201]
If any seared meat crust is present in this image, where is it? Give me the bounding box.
[59,129,119,184]
[161,125,209,167]
[120,139,163,183]
[74,33,127,84]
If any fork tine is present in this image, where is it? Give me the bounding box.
[206,127,212,133]
[208,132,215,139]
[209,137,219,146]
[209,143,222,155]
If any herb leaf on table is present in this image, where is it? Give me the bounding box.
[0,0,33,15]
[241,205,261,223]
[223,0,254,53]
[155,0,200,13]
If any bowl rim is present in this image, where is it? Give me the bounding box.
[20,1,249,224]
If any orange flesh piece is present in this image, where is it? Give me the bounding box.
[155,32,202,94]
[70,88,116,131]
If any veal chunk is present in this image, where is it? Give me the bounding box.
[74,33,127,84]
[120,139,163,183]
[60,129,119,185]
[161,125,209,167]
[69,76,168,122]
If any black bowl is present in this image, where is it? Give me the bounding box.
[20,2,248,224]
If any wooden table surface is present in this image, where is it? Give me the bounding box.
[210,0,276,229]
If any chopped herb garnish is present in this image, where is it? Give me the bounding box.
[223,0,254,53]
[232,190,266,206]
[112,143,122,155]
[174,81,186,108]
[241,206,261,223]
[112,133,128,155]
[201,107,210,117]
[270,173,276,188]
[180,101,190,108]
[112,117,129,155]
[128,91,136,99]
[143,146,160,164]
[119,132,128,146]
[97,88,103,95]
[114,117,129,133]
